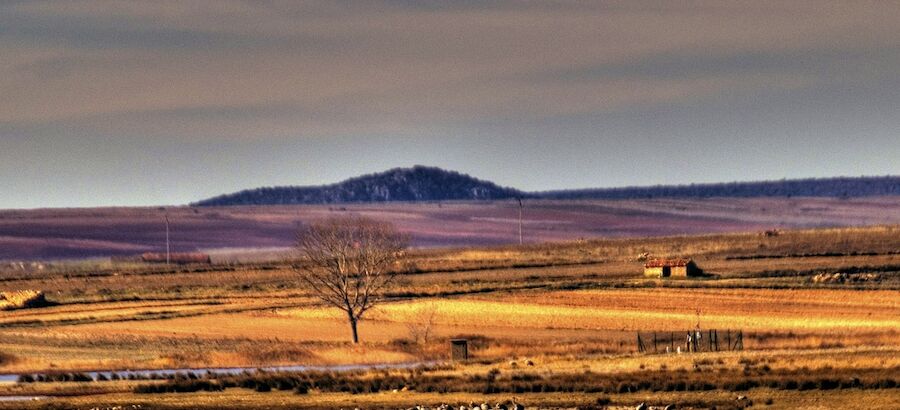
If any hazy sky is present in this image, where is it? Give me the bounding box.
[2,1,899,208]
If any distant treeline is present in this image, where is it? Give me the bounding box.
[539,176,900,200]
[194,167,899,206]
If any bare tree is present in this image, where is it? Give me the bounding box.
[294,216,408,343]
[406,301,439,344]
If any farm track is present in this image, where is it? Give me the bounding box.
[1,300,223,318]
[0,300,316,329]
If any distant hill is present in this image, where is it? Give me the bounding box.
[193,167,900,206]
[539,176,900,200]
[193,166,525,206]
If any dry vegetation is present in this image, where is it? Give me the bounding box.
[0,225,898,408]
[2,197,899,260]
[0,290,47,310]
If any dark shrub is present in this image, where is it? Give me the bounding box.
[617,382,634,393]
[134,379,223,394]
[134,384,161,394]
[875,379,897,389]
[726,379,758,392]
[487,368,501,381]
[276,379,296,391]
[818,379,839,390]
[840,377,861,389]
[17,374,35,383]
[240,378,257,389]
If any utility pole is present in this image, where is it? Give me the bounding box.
[165,213,170,266]
[517,198,524,245]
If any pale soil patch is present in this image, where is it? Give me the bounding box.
[281,288,900,333]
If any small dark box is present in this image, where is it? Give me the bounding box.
[450,339,468,361]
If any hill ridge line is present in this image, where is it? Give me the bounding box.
[193,167,900,206]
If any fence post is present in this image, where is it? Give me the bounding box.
[653,332,658,353]
[726,329,731,351]
[670,332,674,353]
[637,333,644,353]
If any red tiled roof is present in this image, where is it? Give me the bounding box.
[644,258,691,268]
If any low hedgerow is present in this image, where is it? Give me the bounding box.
[123,366,900,396]
[134,379,223,394]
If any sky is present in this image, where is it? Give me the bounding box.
[1,1,899,209]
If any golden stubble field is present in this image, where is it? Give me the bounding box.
[3,285,897,373]
[0,225,898,408]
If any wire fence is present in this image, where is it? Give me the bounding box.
[637,329,743,354]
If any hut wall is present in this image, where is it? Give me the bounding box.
[685,262,702,276]
[644,267,664,277]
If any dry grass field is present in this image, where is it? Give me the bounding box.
[0,225,898,408]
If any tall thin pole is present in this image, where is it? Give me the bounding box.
[165,213,170,266]
[517,198,523,245]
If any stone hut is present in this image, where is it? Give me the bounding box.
[644,258,702,278]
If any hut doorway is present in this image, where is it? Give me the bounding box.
[661,266,671,277]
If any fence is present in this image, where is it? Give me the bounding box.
[637,329,742,354]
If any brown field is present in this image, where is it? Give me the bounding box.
[0,225,899,408]
[2,196,900,260]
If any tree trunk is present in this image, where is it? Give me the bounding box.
[349,316,359,344]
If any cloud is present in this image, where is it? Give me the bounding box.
[1,0,899,140]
